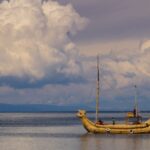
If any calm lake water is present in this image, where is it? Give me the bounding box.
[0,112,150,150]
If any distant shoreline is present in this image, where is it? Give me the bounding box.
[0,103,149,113]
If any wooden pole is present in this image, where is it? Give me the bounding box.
[96,55,100,122]
[134,85,138,117]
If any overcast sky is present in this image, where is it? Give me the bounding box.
[0,0,150,110]
[57,0,150,42]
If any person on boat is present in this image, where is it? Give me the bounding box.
[96,119,103,125]
[112,117,115,125]
[133,108,136,117]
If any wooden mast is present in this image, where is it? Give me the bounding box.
[134,85,138,117]
[96,55,100,122]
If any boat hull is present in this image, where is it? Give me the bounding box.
[77,110,150,134]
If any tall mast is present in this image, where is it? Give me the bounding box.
[96,55,100,122]
[134,85,138,117]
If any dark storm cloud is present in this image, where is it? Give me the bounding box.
[0,73,85,89]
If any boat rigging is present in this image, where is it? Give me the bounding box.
[77,56,150,134]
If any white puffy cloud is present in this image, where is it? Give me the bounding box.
[80,39,150,92]
[140,40,150,52]
[0,0,87,86]
[1,0,150,107]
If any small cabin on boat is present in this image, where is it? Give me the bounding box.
[126,110,142,124]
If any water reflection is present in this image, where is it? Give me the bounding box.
[80,134,104,150]
[0,127,150,150]
[0,112,150,150]
[79,133,150,150]
[0,132,82,138]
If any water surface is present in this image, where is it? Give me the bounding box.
[0,112,150,150]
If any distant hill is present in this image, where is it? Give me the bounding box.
[0,103,148,112]
[0,103,90,112]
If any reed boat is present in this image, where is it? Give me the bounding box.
[77,110,150,134]
[77,56,150,134]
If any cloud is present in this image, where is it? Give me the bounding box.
[0,0,88,88]
[79,39,150,97]
[1,0,150,107]
[140,40,150,52]
[0,82,95,106]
